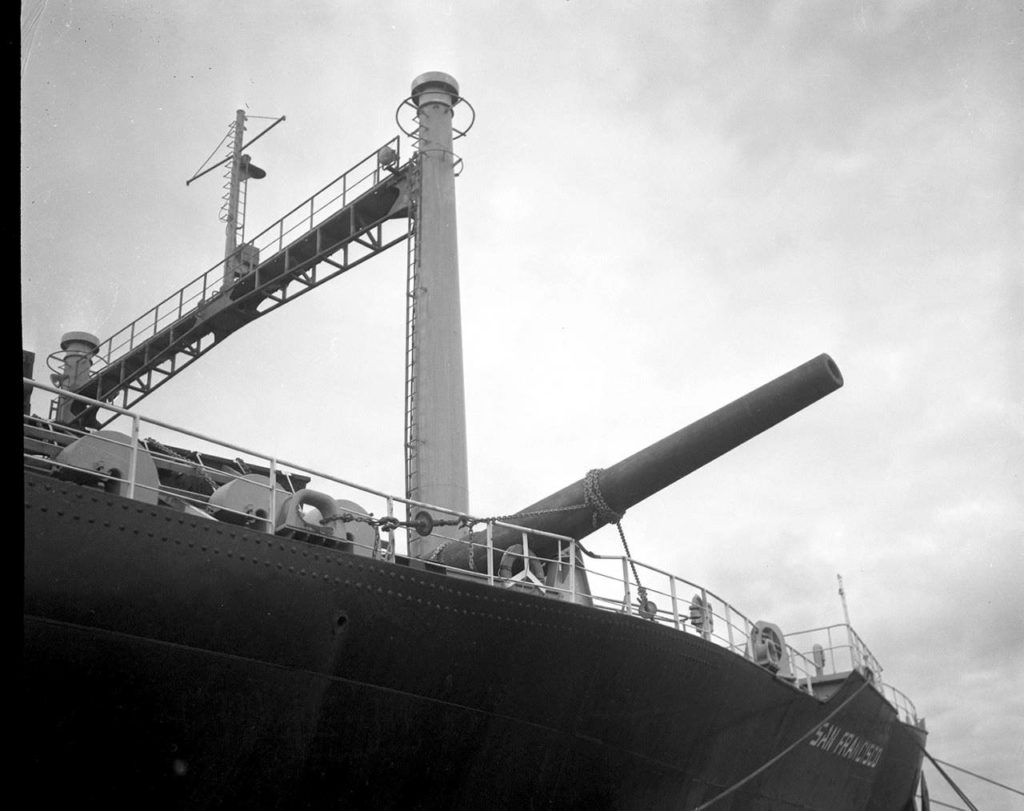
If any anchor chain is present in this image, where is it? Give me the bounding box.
[480,503,588,524]
[143,438,219,494]
[584,468,654,619]
[322,509,468,538]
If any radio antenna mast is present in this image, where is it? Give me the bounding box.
[185,111,285,284]
[837,573,852,627]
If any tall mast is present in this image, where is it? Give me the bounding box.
[406,72,469,558]
[224,109,245,260]
[837,573,852,627]
[222,109,246,286]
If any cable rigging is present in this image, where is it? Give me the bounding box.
[932,758,1023,798]
[185,113,286,187]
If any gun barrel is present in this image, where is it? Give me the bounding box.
[437,353,843,568]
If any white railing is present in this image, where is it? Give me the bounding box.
[785,623,919,723]
[878,683,920,726]
[24,378,913,708]
[24,378,574,567]
[786,623,885,681]
[93,137,402,369]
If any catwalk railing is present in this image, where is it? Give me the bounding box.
[89,137,402,371]
[24,377,917,716]
[785,623,919,724]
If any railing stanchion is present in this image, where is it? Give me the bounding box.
[846,622,858,672]
[569,541,576,603]
[127,413,140,500]
[486,522,494,586]
[385,496,395,560]
[670,576,680,631]
[725,603,735,652]
[268,457,278,533]
[622,557,632,614]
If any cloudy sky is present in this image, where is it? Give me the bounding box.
[21,1,1022,806]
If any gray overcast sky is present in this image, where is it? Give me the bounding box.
[21,1,1023,807]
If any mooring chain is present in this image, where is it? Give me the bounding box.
[323,511,469,535]
[423,504,593,568]
[325,512,395,530]
[143,438,219,494]
[482,504,588,524]
[331,502,594,536]
[428,540,452,564]
[583,468,652,616]
[582,468,622,526]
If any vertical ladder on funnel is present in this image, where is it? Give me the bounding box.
[403,129,423,505]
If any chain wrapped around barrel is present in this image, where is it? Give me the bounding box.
[584,468,656,618]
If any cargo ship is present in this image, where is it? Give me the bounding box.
[22,73,927,809]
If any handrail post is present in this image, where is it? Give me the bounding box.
[555,540,563,598]
[725,603,735,652]
[485,522,494,586]
[385,496,395,560]
[670,576,680,631]
[127,414,140,500]
[622,557,632,614]
[569,540,576,603]
[522,531,530,582]
[268,457,278,532]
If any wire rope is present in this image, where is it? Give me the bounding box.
[694,679,872,810]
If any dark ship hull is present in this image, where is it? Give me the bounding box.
[24,471,924,810]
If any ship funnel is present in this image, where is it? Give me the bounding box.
[52,331,100,426]
[411,72,460,106]
[405,72,470,558]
